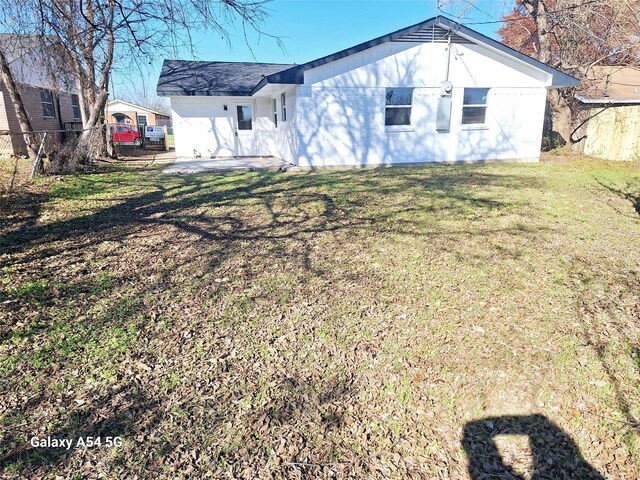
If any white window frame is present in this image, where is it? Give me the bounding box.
[137,114,148,126]
[40,89,55,118]
[461,88,490,129]
[281,92,287,122]
[384,87,414,131]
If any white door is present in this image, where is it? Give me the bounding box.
[233,103,256,156]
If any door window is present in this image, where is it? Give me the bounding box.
[237,106,253,130]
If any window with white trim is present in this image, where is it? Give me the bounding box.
[137,114,148,126]
[40,89,55,118]
[71,94,81,120]
[273,99,278,127]
[385,88,413,126]
[462,88,489,125]
[281,92,287,122]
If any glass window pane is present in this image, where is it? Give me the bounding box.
[137,115,147,126]
[462,106,487,124]
[463,88,489,106]
[273,99,277,127]
[71,94,81,119]
[40,90,54,117]
[281,93,287,122]
[385,107,412,126]
[237,105,253,130]
[386,88,413,106]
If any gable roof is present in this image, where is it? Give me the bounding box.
[259,16,578,91]
[157,61,294,96]
[157,15,579,97]
[107,99,170,116]
[575,66,640,105]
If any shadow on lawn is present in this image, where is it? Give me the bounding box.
[0,166,545,264]
[463,414,605,479]
[593,178,640,219]
[0,165,549,476]
[0,382,161,471]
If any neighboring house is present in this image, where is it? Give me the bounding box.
[0,35,82,156]
[106,100,171,128]
[575,67,640,161]
[157,16,578,167]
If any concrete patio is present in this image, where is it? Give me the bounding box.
[163,156,291,174]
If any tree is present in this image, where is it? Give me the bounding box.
[0,0,275,162]
[116,79,172,116]
[0,48,38,161]
[499,0,640,144]
[444,0,640,144]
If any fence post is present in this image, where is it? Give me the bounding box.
[164,126,169,151]
[29,132,47,180]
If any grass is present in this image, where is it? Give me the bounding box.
[1,156,639,478]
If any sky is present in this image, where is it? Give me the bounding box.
[110,0,516,101]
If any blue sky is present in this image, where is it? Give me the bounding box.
[110,0,516,99]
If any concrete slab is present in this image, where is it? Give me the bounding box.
[163,156,290,174]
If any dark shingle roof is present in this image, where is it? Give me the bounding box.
[157,60,295,96]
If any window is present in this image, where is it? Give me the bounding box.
[71,94,81,120]
[281,92,287,122]
[272,99,278,128]
[385,87,413,126]
[236,105,253,130]
[40,89,55,118]
[462,88,489,125]
[137,114,148,126]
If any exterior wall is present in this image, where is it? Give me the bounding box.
[583,105,640,161]
[170,96,277,158]
[295,41,551,167]
[274,87,298,165]
[0,81,80,155]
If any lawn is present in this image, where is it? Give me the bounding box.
[1,156,639,479]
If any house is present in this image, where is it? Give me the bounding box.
[106,99,171,128]
[156,16,578,168]
[0,35,83,156]
[575,67,640,161]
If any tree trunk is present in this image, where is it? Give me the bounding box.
[0,49,39,161]
[76,89,109,162]
[522,0,574,145]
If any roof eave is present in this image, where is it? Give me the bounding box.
[157,88,253,97]
[575,94,640,105]
[261,17,445,86]
[435,18,579,88]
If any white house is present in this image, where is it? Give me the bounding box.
[157,16,578,168]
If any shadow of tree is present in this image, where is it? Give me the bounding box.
[0,165,552,477]
[593,178,640,218]
[0,381,161,471]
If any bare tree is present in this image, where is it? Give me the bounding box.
[441,0,640,144]
[0,0,275,162]
[115,78,172,115]
[0,48,38,160]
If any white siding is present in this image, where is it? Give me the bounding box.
[168,37,553,166]
[274,87,298,165]
[170,96,276,158]
[295,41,550,167]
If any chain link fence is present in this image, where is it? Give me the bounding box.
[0,126,105,201]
